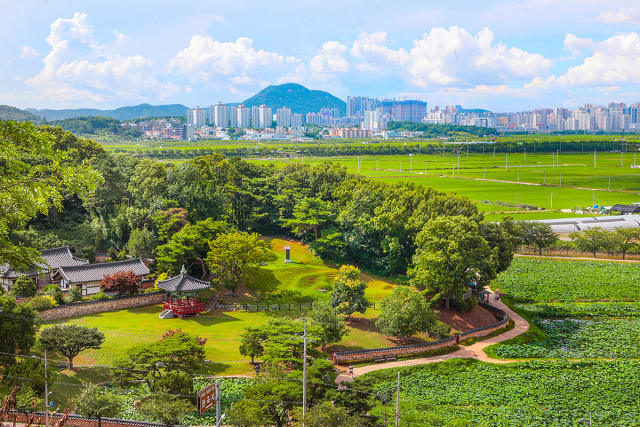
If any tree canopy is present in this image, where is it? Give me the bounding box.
[376,286,442,339]
[39,324,105,369]
[329,265,371,319]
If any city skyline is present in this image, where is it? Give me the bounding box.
[3,0,640,111]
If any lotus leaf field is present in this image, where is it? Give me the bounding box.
[360,359,640,426]
[495,258,640,302]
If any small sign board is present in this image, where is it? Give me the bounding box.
[395,412,401,420]
[197,383,216,414]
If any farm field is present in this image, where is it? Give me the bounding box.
[360,359,640,426]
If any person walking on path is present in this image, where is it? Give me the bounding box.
[349,364,354,377]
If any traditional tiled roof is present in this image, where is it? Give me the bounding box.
[156,266,210,293]
[1,246,89,279]
[54,258,150,284]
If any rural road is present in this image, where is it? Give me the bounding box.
[335,289,530,383]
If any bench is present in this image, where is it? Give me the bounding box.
[373,357,386,363]
[385,355,397,362]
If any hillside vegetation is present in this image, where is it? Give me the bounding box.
[26,103,189,121]
[241,83,346,115]
[0,105,41,122]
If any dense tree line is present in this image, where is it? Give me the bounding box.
[48,116,141,137]
[387,121,498,137]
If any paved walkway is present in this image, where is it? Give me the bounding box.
[335,289,530,383]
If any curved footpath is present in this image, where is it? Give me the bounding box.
[335,289,530,383]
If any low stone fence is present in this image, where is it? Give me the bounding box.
[332,302,510,365]
[39,292,167,321]
[6,411,182,427]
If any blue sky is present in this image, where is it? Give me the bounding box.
[2,0,640,112]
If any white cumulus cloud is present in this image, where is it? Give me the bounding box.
[27,13,177,104]
[308,41,350,79]
[20,46,41,58]
[407,26,554,89]
[563,33,593,56]
[212,14,227,23]
[169,36,284,87]
[598,8,640,24]
[350,32,410,71]
[557,32,640,87]
[113,30,130,44]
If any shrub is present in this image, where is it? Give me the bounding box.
[11,276,38,297]
[29,295,57,311]
[450,295,478,313]
[43,284,61,293]
[90,292,110,301]
[150,372,194,395]
[64,285,83,303]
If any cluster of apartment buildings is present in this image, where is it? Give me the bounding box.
[423,103,640,132]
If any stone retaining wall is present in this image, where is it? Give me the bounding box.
[332,302,510,365]
[40,292,166,321]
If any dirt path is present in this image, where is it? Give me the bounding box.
[335,289,529,383]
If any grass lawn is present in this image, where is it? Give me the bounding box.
[44,237,398,405]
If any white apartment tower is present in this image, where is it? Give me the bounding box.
[257,105,272,129]
[213,102,229,128]
[228,105,238,128]
[187,106,207,127]
[291,113,303,129]
[276,106,292,127]
[363,110,379,131]
[237,104,251,128]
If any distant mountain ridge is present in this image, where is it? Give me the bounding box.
[241,83,346,115]
[26,103,189,121]
[0,105,42,122]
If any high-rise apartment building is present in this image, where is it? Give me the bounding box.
[187,106,207,127]
[320,107,341,118]
[237,104,251,128]
[251,104,272,129]
[347,96,381,117]
[381,99,428,122]
[212,102,229,128]
[291,113,303,128]
[363,110,379,131]
[276,106,292,127]
[228,105,238,128]
[182,124,195,140]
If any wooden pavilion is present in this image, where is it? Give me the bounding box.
[157,266,210,318]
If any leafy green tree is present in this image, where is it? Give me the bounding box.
[309,299,349,349]
[206,232,270,297]
[15,386,38,419]
[128,158,167,208]
[239,327,266,363]
[72,383,121,427]
[612,227,640,259]
[292,401,369,427]
[39,325,106,369]
[65,285,83,303]
[479,216,522,272]
[113,330,206,387]
[156,219,228,276]
[0,296,40,366]
[410,216,498,310]
[227,399,264,427]
[329,265,372,320]
[520,221,559,255]
[570,227,609,258]
[10,277,37,297]
[376,286,441,339]
[128,227,158,262]
[137,391,194,427]
[153,208,189,243]
[0,357,58,395]
[282,197,333,240]
[0,120,102,272]
[28,295,57,311]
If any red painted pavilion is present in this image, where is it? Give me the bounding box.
[157,266,209,318]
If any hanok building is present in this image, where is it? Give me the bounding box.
[0,246,89,293]
[53,258,150,296]
[157,266,210,318]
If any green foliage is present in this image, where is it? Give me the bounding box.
[410,216,498,309]
[0,357,59,395]
[72,383,121,427]
[112,330,206,388]
[137,391,194,427]
[39,324,106,369]
[153,208,188,243]
[282,197,333,240]
[329,265,371,319]
[291,401,370,427]
[206,232,270,297]
[10,276,37,297]
[569,227,610,257]
[359,358,640,426]
[387,121,498,137]
[241,83,346,115]
[15,386,38,415]
[0,120,102,272]
[150,372,194,395]
[495,258,640,302]
[90,291,110,301]
[376,286,440,338]
[239,327,265,364]
[449,295,478,313]
[65,285,83,303]
[309,299,349,349]
[0,296,40,366]
[28,295,57,311]
[42,284,61,293]
[128,227,158,261]
[0,105,41,122]
[519,221,558,255]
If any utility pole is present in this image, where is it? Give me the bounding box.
[216,379,221,426]
[552,154,555,171]
[302,319,308,427]
[621,151,623,168]
[493,147,496,158]
[395,372,400,427]
[410,155,413,173]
